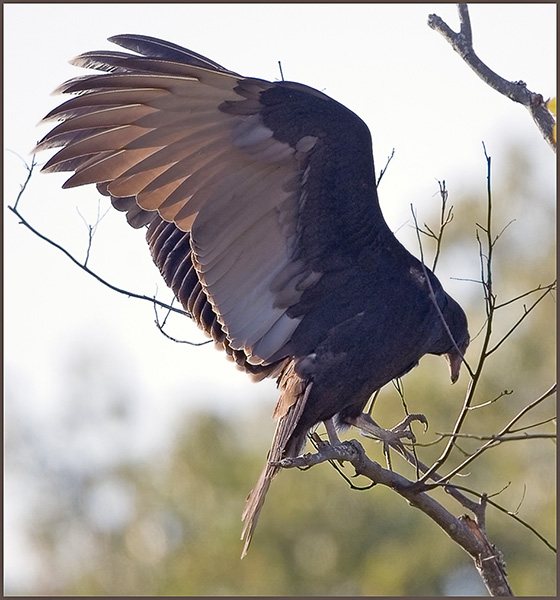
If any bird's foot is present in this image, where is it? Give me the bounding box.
[389,413,429,442]
[346,412,428,465]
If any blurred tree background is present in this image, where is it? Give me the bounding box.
[6,143,555,596]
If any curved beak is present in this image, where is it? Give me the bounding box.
[446,351,463,384]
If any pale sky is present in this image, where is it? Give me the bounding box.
[4,3,556,591]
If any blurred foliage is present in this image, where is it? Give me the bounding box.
[6,144,555,596]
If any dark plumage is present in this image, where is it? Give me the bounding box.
[36,34,470,556]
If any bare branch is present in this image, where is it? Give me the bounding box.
[487,282,556,356]
[508,416,557,434]
[415,180,455,273]
[437,384,556,484]
[7,158,190,321]
[495,281,557,310]
[11,152,37,211]
[468,389,513,410]
[449,483,556,554]
[376,147,396,187]
[153,301,211,347]
[428,4,556,151]
[435,432,555,443]
[277,60,285,82]
[279,440,513,596]
[431,180,454,272]
[75,201,111,268]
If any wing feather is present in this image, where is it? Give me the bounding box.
[36,38,320,366]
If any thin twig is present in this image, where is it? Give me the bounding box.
[376,148,396,187]
[468,389,513,410]
[437,384,556,484]
[416,145,495,485]
[277,60,285,82]
[495,281,557,310]
[12,153,37,211]
[76,201,111,268]
[434,432,555,443]
[486,284,556,356]
[153,302,211,346]
[508,416,557,434]
[416,180,454,272]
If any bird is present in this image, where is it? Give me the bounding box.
[35,34,470,557]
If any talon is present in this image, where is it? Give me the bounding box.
[391,413,429,434]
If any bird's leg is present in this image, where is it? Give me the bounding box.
[308,418,343,455]
[308,418,341,451]
[324,417,342,446]
[346,412,428,467]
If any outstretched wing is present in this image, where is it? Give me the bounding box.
[36,34,382,370]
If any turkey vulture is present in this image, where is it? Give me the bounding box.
[36,34,470,557]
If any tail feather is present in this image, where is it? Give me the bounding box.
[241,364,311,558]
